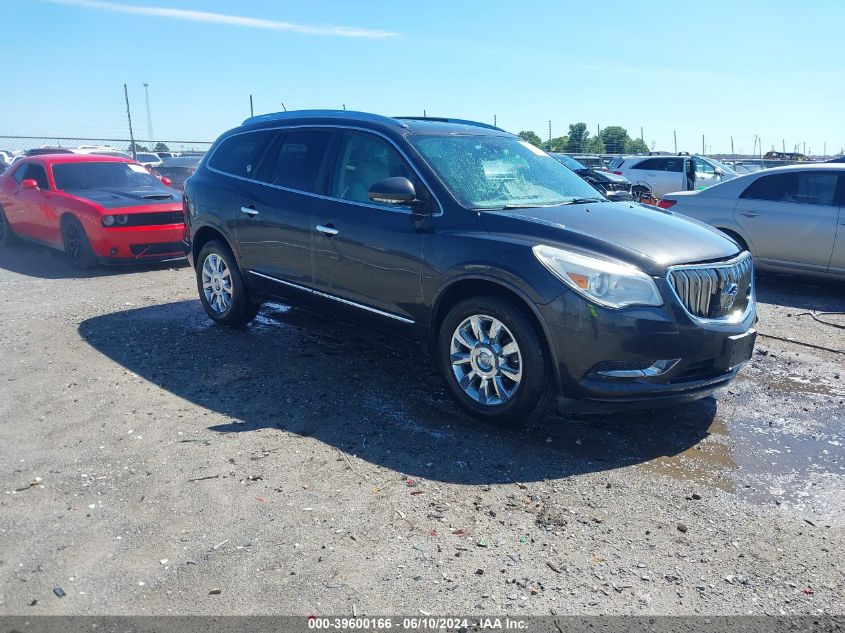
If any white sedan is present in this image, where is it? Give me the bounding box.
[659,164,845,279]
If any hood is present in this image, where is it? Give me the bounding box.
[478,201,739,276]
[63,188,182,211]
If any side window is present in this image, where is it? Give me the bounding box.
[662,158,684,172]
[632,158,660,171]
[208,131,274,178]
[330,133,413,206]
[741,174,795,202]
[741,172,838,205]
[693,158,715,174]
[256,130,332,192]
[793,172,838,206]
[20,164,49,189]
[12,164,28,183]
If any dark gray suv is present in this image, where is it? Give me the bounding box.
[183,110,756,422]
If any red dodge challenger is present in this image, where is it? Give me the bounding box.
[0,154,187,268]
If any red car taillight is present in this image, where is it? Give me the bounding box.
[657,199,677,209]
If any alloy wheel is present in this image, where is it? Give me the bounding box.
[64,222,83,264]
[202,253,233,314]
[450,314,522,406]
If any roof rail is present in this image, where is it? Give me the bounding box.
[393,116,506,132]
[241,109,409,128]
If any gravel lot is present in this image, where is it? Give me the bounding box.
[0,242,843,616]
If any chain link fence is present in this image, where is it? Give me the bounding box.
[0,135,212,160]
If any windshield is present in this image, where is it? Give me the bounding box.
[705,157,737,175]
[53,162,164,191]
[551,153,586,170]
[412,135,603,209]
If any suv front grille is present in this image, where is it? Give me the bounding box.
[667,252,753,321]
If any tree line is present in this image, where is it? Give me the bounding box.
[518,123,649,155]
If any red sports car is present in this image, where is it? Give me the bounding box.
[0,154,187,268]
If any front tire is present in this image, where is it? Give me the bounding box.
[61,216,98,269]
[196,240,260,327]
[438,296,552,424]
[0,206,17,247]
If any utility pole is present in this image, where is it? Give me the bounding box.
[823,141,826,158]
[123,83,136,160]
[342,103,346,110]
[782,139,786,155]
[249,94,254,117]
[701,134,705,155]
[494,114,497,127]
[673,130,677,154]
[731,136,735,158]
[640,126,644,142]
[142,82,153,144]
[803,141,806,156]
[548,120,552,143]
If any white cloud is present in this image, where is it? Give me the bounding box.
[42,0,400,38]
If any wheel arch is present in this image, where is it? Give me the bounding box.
[429,275,561,390]
[191,223,237,267]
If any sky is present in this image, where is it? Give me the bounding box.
[1,0,843,156]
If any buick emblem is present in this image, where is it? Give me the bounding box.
[720,282,739,311]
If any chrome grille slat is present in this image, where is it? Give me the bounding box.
[667,252,754,322]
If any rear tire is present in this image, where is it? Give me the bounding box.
[196,239,261,327]
[0,206,17,247]
[61,216,98,269]
[438,295,552,424]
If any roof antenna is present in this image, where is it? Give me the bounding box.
[280,102,287,112]
[423,109,426,117]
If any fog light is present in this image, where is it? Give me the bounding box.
[110,248,118,255]
[592,359,680,379]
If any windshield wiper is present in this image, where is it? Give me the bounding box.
[562,197,605,204]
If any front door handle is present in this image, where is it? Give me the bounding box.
[316,224,339,236]
[739,211,760,218]
[240,206,259,217]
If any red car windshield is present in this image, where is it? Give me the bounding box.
[52,162,163,191]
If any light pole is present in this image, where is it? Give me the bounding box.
[143,82,153,145]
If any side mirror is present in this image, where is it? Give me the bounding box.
[160,176,173,187]
[21,178,39,190]
[368,177,419,207]
[714,167,724,176]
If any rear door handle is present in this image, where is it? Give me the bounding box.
[240,206,259,216]
[316,224,339,236]
[740,211,760,218]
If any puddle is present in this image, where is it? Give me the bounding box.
[638,407,845,525]
[762,373,845,398]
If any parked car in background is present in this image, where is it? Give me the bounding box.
[184,110,756,422]
[0,150,14,166]
[156,151,179,160]
[153,155,202,191]
[609,154,739,199]
[134,152,163,168]
[26,147,74,156]
[0,154,186,268]
[826,156,845,164]
[659,164,845,278]
[550,153,633,201]
[569,154,604,169]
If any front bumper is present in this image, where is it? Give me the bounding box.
[539,278,756,412]
[88,224,188,263]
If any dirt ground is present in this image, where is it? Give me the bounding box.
[0,242,843,616]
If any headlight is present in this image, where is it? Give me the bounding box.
[116,214,129,225]
[532,245,662,309]
[102,215,115,226]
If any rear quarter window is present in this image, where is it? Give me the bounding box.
[208,131,275,178]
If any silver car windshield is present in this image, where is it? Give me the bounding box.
[412,135,603,209]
